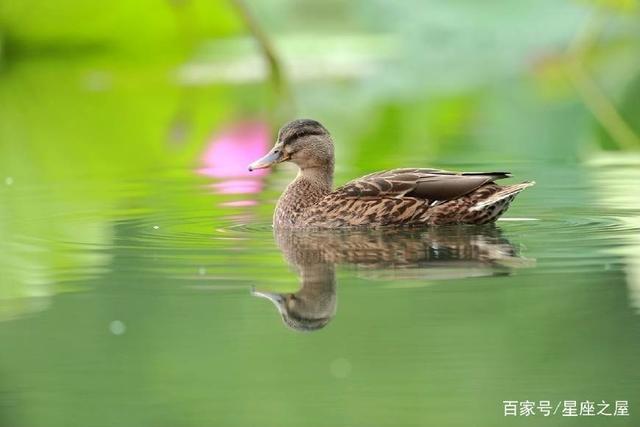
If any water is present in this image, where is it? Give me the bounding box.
[1,40,640,423]
[1,151,639,426]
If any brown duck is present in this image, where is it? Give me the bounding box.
[248,119,534,228]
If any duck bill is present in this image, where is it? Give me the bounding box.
[248,145,286,171]
[251,288,286,314]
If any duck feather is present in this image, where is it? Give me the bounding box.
[337,168,511,201]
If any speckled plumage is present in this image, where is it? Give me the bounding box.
[248,120,535,229]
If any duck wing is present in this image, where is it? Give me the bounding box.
[336,168,511,201]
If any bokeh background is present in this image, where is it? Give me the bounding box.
[1,1,640,426]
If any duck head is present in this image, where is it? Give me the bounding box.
[248,119,334,173]
[252,289,335,331]
[251,261,337,332]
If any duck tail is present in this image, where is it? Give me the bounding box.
[470,181,535,212]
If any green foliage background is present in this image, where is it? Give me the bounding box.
[1,1,640,426]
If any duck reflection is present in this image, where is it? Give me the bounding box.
[253,226,533,332]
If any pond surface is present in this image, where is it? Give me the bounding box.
[1,153,639,427]
[1,55,640,426]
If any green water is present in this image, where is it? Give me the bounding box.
[2,54,640,426]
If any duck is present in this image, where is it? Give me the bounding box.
[248,119,534,228]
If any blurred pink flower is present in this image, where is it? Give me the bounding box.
[221,200,258,207]
[198,120,270,194]
[213,179,263,195]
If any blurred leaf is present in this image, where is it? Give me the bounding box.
[596,70,640,149]
[577,0,639,13]
[0,0,242,58]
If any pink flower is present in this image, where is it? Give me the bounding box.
[197,120,271,194]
